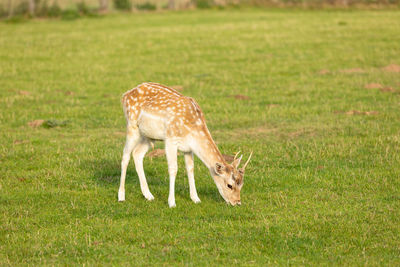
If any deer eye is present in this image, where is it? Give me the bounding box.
[227,184,233,189]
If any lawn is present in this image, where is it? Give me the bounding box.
[1,8,400,265]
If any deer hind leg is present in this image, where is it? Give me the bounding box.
[119,125,140,202]
[132,138,154,201]
[165,140,178,208]
[184,152,201,204]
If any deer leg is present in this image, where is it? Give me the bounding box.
[132,138,154,201]
[119,127,140,202]
[184,152,201,204]
[165,140,178,208]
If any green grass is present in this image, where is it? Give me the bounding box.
[1,9,400,265]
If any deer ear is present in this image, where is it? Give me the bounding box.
[214,163,225,175]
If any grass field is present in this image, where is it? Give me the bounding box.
[1,9,400,265]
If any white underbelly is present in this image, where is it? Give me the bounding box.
[137,111,166,140]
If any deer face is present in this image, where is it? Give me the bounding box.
[212,152,252,206]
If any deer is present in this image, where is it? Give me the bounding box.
[118,82,252,207]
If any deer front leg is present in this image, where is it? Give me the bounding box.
[165,140,178,208]
[184,152,201,204]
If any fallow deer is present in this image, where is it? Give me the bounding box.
[118,82,252,207]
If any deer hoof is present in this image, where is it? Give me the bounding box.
[144,192,155,201]
[168,199,176,208]
[118,191,125,202]
[191,196,201,204]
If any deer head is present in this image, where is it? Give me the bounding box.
[212,151,252,206]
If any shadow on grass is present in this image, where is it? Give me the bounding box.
[197,188,224,203]
[80,157,223,203]
[80,158,160,186]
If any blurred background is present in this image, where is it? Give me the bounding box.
[1,0,399,19]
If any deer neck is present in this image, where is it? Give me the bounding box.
[191,128,226,170]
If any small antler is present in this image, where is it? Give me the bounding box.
[232,151,243,168]
[233,151,241,161]
[242,151,253,170]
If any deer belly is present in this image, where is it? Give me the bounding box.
[137,111,166,140]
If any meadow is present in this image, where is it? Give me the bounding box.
[1,9,400,265]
